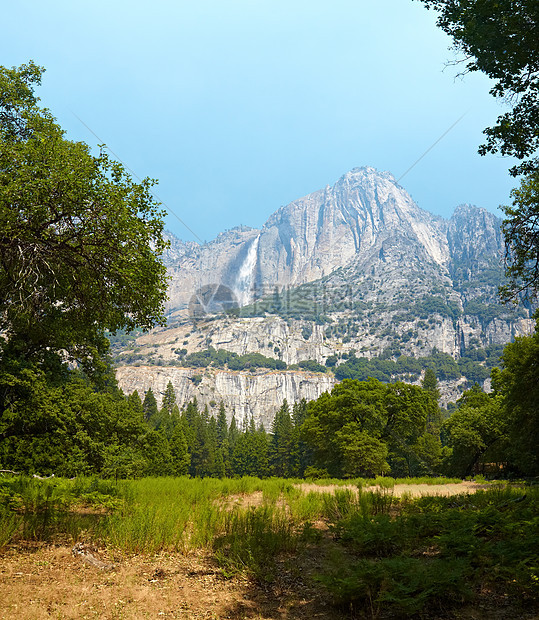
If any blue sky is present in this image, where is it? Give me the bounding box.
[3,0,517,242]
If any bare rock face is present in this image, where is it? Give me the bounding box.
[257,167,449,287]
[164,226,260,319]
[162,167,453,316]
[115,366,335,428]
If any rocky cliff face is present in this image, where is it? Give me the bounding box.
[114,166,534,422]
[254,167,449,289]
[163,167,453,316]
[115,365,335,429]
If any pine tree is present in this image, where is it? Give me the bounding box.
[253,425,269,477]
[422,368,441,401]
[141,429,174,476]
[142,388,158,422]
[291,399,310,476]
[270,400,293,477]
[181,398,198,451]
[171,403,181,427]
[169,420,190,476]
[232,427,269,477]
[161,381,176,415]
[206,416,219,477]
[202,403,210,424]
[248,413,256,434]
[213,447,226,478]
[216,402,228,446]
[422,368,443,429]
[241,412,250,434]
[228,412,239,449]
[187,401,214,477]
[127,390,144,419]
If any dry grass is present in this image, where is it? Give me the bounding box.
[295,480,487,497]
[0,541,343,619]
[215,491,265,511]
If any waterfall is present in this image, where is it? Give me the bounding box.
[235,234,260,306]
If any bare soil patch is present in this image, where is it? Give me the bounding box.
[0,541,343,620]
[216,491,265,511]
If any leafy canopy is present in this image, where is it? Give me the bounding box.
[497,322,539,475]
[419,0,539,176]
[501,170,539,300]
[301,379,433,478]
[0,61,169,366]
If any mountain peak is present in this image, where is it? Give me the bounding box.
[451,203,497,220]
[161,166,505,319]
[338,166,397,185]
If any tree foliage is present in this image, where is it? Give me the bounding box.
[270,400,293,477]
[501,171,539,300]
[0,61,169,369]
[0,61,171,476]
[142,388,158,422]
[301,379,435,478]
[419,0,539,176]
[497,324,539,475]
[0,360,147,476]
[441,389,506,477]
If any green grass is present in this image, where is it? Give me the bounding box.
[1,475,536,617]
[213,506,297,581]
[0,475,481,552]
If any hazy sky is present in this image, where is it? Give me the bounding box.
[3,1,517,242]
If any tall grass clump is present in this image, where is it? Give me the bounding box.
[213,505,297,582]
[0,506,23,547]
[98,477,226,553]
[261,477,295,503]
[321,488,359,521]
[286,491,327,522]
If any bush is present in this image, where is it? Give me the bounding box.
[298,359,326,373]
[318,556,472,616]
[178,347,288,371]
[316,486,539,616]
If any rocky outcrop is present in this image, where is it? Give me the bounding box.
[164,226,260,319]
[115,366,336,428]
[256,167,449,286]
[117,308,533,370]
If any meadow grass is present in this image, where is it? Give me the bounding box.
[0,474,482,553]
[1,474,536,616]
[213,505,297,581]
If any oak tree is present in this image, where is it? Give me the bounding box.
[419,0,539,177]
[0,62,169,370]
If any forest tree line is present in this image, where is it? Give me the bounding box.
[1,320,536,479]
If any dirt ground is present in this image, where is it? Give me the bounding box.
[0,482,526,620]
[0,541,341,620]
[219,481,488,511]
